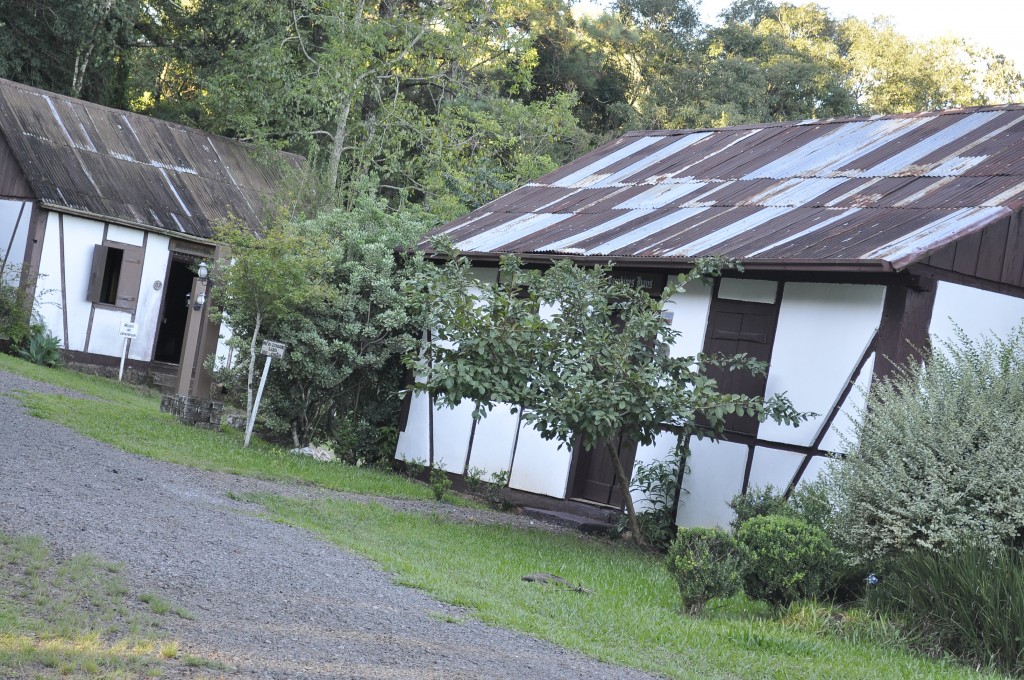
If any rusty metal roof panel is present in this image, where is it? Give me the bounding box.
[0,78,300,239]
[431,104,1024,271]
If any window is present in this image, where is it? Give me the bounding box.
[86,242,143,309]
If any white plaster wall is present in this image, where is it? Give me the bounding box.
[818,353,875,454]
[395,391,431,463]
[629,430,681,511]
[746,446,805,494]
[508,420,571,498]
[0,199,30,277]
[796,455,832,490]
[676,438,748,528]
[87,307,132,356]
[214,317,235,370]
[664,282,713,359]
[60,214,106,351]
[929,281,1024,348]
[718,278,778,304]
[758,283,884,446]
[106,223,145,247]
[432,402,475,473]
[35,213,64,343]
[466,404,520,476]
[129,234,170,361]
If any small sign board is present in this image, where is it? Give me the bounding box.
[260,339,287,358]
[118,321,138,339]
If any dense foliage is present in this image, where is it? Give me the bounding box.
[875,545,1024,677]
[3,1,1022,220]
[666,526,743,615]
[826,327,1024,563]
[737,514,838,607]
[212,196,429,454]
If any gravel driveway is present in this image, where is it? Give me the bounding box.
[0,369,661,679]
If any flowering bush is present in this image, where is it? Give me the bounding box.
[826,327,1024,562]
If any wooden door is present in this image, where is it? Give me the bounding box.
[570,434,637,507]
[569,270,665,507]
[702,290,781,436]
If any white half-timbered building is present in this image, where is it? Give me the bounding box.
[0,78,299,390]
[396,105,1024,528]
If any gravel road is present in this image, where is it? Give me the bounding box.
[0,369,661,679]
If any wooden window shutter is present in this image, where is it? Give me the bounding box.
[86,244,109,303]
[114,244,144,310]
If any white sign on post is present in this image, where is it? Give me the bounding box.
[260,339,287,358]
[245,339,287,448]
[117,321,137,381]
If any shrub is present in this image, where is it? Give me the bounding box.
[827,326,1024,562]
[666,527,743,615]
[738,515,838,607]
[17,328,62,367]
[484,469,511,509]
[873,545,1024,677]
[464,466,487,495]
[429,466,451,501]
[728,484,791,532]
[625,457,680,551]
[0,266,32,349]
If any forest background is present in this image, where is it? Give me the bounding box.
[2,0,1023,454]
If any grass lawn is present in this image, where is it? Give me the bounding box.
[1,354,1008,679]
[0,354,435,501]
[0,531,211,678]
[250,493,1008,680]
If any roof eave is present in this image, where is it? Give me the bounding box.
[37,201,223,246]
[424,249,896,273]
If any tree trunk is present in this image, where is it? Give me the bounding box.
[327,94,353,192]
[71,0,116,97]
[246,311,262,423]
[607,437,645,546]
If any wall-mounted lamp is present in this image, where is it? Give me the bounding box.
[197,261,209,281]
[193,292,206,311]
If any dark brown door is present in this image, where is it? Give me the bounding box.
[570,434,638,507]
[569,271,665,507]
[702,289,781,436]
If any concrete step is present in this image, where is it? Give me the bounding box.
[521,507,620,535]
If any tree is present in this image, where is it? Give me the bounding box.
[212,217,332,427]
[214,194,430,450]
[408,251,806,544]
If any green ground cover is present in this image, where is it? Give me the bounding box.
[0,532,208,678]
[250,493,1007,680]
[0,354,435,501]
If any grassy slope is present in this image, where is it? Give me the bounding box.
[0,354,434,500]
[253,494,1005,680]
[0,354,1007,679]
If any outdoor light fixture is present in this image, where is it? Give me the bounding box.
[197,261,209,281]
[193,292,206,311]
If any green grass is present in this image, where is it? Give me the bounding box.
[250,493,1007,680]
[0,354,436,500]
[0,531,200,678]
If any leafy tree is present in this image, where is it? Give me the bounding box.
[408,251,806,544]
[215,195,429,449]
[212,216,333,427]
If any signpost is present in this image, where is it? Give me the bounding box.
[244,339,287,448]
[118,321,138,381]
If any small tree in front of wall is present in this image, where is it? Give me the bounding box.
[407,248,807,545]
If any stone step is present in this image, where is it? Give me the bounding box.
[521,507,620,535]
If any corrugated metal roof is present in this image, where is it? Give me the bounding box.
[431,105,1024,271]
[0,78,301,239]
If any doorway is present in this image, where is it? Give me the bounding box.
[701,284,782,436]
[568,270,666,507]
[153,258,195,364]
